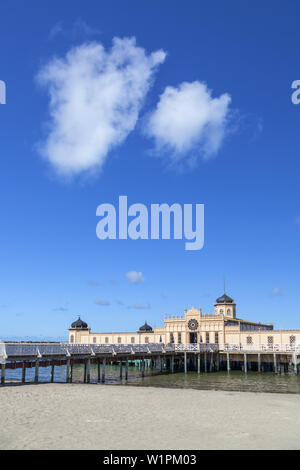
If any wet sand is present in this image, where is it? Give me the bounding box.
[1,383,300,450]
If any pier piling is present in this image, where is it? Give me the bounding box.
[244,353,247,374]
[227,353,230,372]
[1,363,5,385]
[34,360,39,383]
[102,358,106,383]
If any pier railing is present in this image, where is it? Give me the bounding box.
[174,344,219,352]
[2,341,300,361]
[223,343,300,353]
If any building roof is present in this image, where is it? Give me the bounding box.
[216,293,234,304]
[138,321,153,333]
[71,316,88,329]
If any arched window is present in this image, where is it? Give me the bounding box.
[170,333,174,344]
[145,337,149,344]
[290,336,296,345]
[70,335,74,343]
[93,337,97,343]
[118,337,122,344]
[220,309,224,315]
[227,308,231,315]
[105,337,109,344]
[131,337,135,343]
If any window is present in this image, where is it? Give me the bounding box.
[118,337,122,344]
[93,337,97,344]
[206,332,210,343]
[170,333,174,344]
[215,332,219,344]
[290,336,296,345]
[105,337,109,344]
[131,337,135,344]
[178,333,182,344]
[227,309,231,315]
[219,309,224,315]
[267,336,273,345]
[145,337,149,344]
[247,336,253,345]
[70,335,74,343]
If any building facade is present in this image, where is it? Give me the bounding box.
[69,292,300,348]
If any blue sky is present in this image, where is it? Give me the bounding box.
[1,0,300,339]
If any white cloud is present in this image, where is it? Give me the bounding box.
[145,81,231,163]
[126,271,145,284]
[272,287,283,297]
[95,299,110,306]
[295,216,300,226]
[37,37,166,176]
[128,303,151,310]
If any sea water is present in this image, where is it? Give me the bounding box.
[4,363,300,394]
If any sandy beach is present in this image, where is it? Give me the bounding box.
[1,383,300,450]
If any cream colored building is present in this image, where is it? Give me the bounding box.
[69,292,300,349]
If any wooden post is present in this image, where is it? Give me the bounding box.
[87,358,91,383]
[160,356,163,372]
[226,352,230,372]
[97,360,101,383]
[120,360,123,379]
[22,363,26,384]
[244,353,247,373]
[273,353,277,374]
[35,359,39,383]
[66,358,71,383]
[204,352,207,373]
[51,363,55,382]
[210,353,214,372]
[141,358,145,377]
[184,352,187,374]
[216,354,220,371]
[125,359,129,380]
[197,353,201,374]
[1,363,5,385]
[171,355,174,373]
[258,353,261,373]
[84,362,87,383]
[293,353,297,375]
[102,358,106,383]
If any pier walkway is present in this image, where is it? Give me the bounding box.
[0,342,299,385]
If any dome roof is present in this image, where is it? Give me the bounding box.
[71,316,88,329]
[216,293,234,304]
[138,321,153,333]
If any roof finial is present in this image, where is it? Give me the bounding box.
[224,276,226,294]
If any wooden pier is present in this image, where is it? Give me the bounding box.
[0,342,299,385]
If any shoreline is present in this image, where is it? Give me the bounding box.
[1,383,300,450]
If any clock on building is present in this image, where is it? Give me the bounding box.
[188,319,199,330]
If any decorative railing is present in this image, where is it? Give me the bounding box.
[222,343,300,353]
[2,341,300,359]
[173,343,219,352]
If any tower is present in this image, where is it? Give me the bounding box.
[214,293,236,318]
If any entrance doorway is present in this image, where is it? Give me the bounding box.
[189,332,198,343]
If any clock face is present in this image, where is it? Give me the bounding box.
[188,319,199,331]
